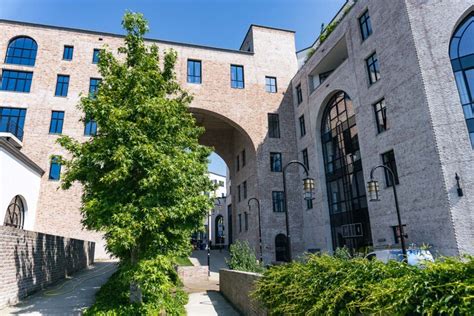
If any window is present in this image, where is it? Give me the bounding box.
[92,49,100,64]
[5,36,38,66]
[244,212,248,231]
[230,65,244,88]
[272,191,285,212]
[49,156,62,181]
[265,76,277,93]
[307,198,313,209]
[63,45,74,60]
[299,115,306,137]
[236,155,240,172]
[366,52,380,85]
[55,75,69,97]
[1,70,33,93]
[374,99,387,133]
[187,59,202,84]
[450,12,474,148]
[270,152,282,172]
[84,118,97,136]
[243,181,247,199]
[89,78,101,97]
[359,10,373,41]
[302,148,309,170]
[3,195,25,229]
[296,84,303,104]
[0,107,26,140]
[392,224,407,244]
[242,149,246,167]
[238,184,241,202]
[49,111,64,134]
[268,113,280,138]
[382,150,399,187]
[238,214,242,232]
[275,234,288,262]
[219,180,224,187]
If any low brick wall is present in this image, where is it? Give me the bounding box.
[177,265,209,283]
[220,269,267,316]
[0,226,95,308]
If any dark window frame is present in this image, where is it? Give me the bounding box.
[359,10,373,41]
[49,111,65,134]
[187,59,202,84]
[238,214,242,233]
[55,74,70,97]
[49,156,62,181]
[5,36,38,66]
[244,212,248,231]
[373,98,388,133]
[296,84,303,104]
[299,114,306,137]
[366,52,380,85]
[63,45,74,61]
[265,76,277,93]
[268,113,281,138]
[0,107,27,140]
[84,118,97,136]
[270,152,282,172]
[382,150,399,187]
[92,48,100,64]
[1,69,33,93]
[302,148,309,170]
[230,64,244,89]
[236,155,240,172]
[272,191,285,213]
[243,181,247,199]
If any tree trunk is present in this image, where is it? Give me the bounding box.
[129,247,143,303]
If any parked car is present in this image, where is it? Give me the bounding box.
[366,248,434,266]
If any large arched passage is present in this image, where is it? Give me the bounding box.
[320,91,372,251]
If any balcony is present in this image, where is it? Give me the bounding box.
[0,120,24,148]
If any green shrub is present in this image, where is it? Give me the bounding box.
[252,254,474,315]
[226,240,265,273]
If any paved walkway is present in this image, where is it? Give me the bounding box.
[185,250,239,316]
[1,261,117,315]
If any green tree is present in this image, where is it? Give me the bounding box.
[58,12,213,303]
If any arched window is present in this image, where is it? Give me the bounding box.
[215,215,225,245]
[3,195,25,229]
[321,91,372,251]
[5,36,38,66]
[450,12,474,148]
[275,233,288,262]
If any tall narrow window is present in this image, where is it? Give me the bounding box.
[270,152,282,172]
[272,191,285,212]
[307,198,313,209]
[450,12,474,148]
[63,45,74,60]
[1,70,33,93]
[49,111,64,134]
[374,99,387,133]
[265,76,277,93]
[92,49,100,64]
[89,78,101,97]
[187,59,202,84]
[236,155,240,172]
[49,156,61,181]
[268,113,280,138]
[238,184,241,202]
[382,150,399,187]
[5,36,37,66]
[299,115,306,137]
[84,118,97,136]
[238,214,242,233]
[244,212,248,231]
[243,181,247,199]
[242,149,246,167]
[55,75,69,97]
[359,10,373,41]
[296,84,303,104]
[366,52,380,85]
[231,65,244,88]
[0,107,26,140]
[302,148,309,170]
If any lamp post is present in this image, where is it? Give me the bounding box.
[248,197,263,263]
[207,198,220,276]
[367,165,407,260]
[282,160,315,262]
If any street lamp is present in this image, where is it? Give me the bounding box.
[367,165,407,260]
[207,198,221,276]
[248,197,263,263]
[282,160,314,262]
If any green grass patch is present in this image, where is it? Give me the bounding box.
[175,256,193,266]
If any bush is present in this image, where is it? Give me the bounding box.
[226,240,265,273]
[252,254,474,315]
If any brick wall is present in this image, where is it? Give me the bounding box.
[0,226,94,308]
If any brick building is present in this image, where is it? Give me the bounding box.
[0,0,473,262]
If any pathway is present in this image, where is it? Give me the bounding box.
[1,261,117,315]
[185,250,239,316]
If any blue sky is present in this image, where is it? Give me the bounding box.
[0,0,346,175]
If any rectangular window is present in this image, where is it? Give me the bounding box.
[302,148,309,170]
[89,78,101,97]
[63,45,74,60]
[307,198,313,209]
[242,149,246,167]
[238,184,241,202]
[296,84,303,104]
[265,76,277,93]
[374,98,387,133]
[268,113,280,138]
[49,156,62,181]
[236,155,240,172]
[243,181,247,199]
[230,65,244,89]
[382,150,399,187]
[270,152,282,172]
[187,59,202,84]
[239,214,242,232]
[92,49,100,64]
[55,75,69,97]
[272,191,285,212]
[49,111,65,134]
[1,69,33,93]
[244,212,248,231]
[84,118,97,136]
[366,52,380,85]
[0,107,26,140]
[359,10,373,41]
[299,115,306,137]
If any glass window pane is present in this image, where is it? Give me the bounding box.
[459,21,474,57]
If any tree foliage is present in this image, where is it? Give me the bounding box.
[226,240,265,273]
